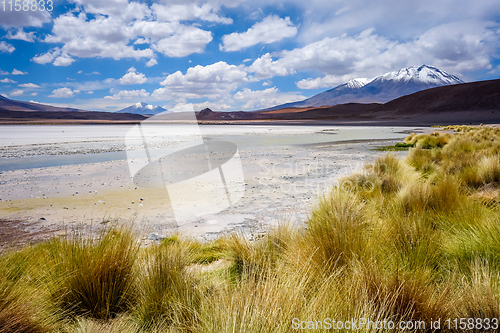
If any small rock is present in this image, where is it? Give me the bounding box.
[147,232,166,241]
[39,217,46,221]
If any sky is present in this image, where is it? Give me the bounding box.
[0,0,499,112]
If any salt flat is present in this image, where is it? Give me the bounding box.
[0,124,426,241]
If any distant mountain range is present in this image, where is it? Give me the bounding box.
[0,95,146,123]
[0,94,86,112]
[0,65,498,125]
[116,102,168,115]
[197,78,500,125]
[266,65,464,110]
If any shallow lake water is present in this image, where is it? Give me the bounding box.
[0,124,419,172]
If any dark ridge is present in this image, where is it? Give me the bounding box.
[374,79,500,114]
[197,79,500,125]
[0,109,146,121]
[0,96,85,112]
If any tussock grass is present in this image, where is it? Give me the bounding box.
[2,125,500,332]
[134,239,200,330]
[46,228,139,320]
[306,190,369,270]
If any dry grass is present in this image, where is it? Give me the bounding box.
[1,125,500,332]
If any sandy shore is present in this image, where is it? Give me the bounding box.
[0,125,426,244]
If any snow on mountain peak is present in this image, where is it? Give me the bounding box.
[118,102,167,115]
[375,65,463,85]
[346,78,370,89]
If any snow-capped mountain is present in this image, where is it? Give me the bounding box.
[116,102,168,115]
[362,65,464,101]
[265,65,464,110]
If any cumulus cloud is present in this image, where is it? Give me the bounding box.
[12,69,27,75]
[0,78,16,83]
[10,89,24,96]
[192,101,233,111]
[412,20,500,73]
[18,83,41,88]
[296,75,370,89]
[53,54,76,66]
[151,3,233,24]
[0,9,51,28]
[49,87,80,98]
[221,15,297,51]
[105,89,150,100]
[295,0,500,44]
[31,1,230,65]
[119,67,147,84]
[251,21,500,84]
[33,48,75,66]
[0,41,15,54]
[234,87,306,110]
[146,59,158,67]
[152,61,250,100]
[6,29,36,42]
[248,53,295,79]
[151,26,213,57]
[32,48,61,64]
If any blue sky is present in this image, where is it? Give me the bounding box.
[0,0,499,111]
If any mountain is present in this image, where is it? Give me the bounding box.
[362,65,464,101]
[0,95,146,123]
[0,94,86,112]
[116,102,167,115]
[265,78,370,110]
[266,65,464,110]
[197,78,500,125]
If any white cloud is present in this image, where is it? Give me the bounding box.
[49,87,80,98]
[295,0,500,44]
[248,53,294,79]
[6,29,36,42]
[152,61,249,100]
[53,54,76,66]
[146,58,158,67]
[105,89,150,100]
[0,9,51,28]
[0,41,15,54]
[0,78,16,83]
[335,7,351,16]
[412,20,500,73]
[39,12,154,64]
[250,21,500,83]
[10,89,24,96]
[234,87,306,110]
[31,92,38,96]
[18,83,41,88]
[296,75,361,89]
[221,15,297,51]
[32,48,62,64]
[193,101,233,111]
[120,67,147,84]
[152,26,213,57]
[12,69,27,75]
[33,1,226,65]
[151,3,232,24]
[134,38,150,45]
